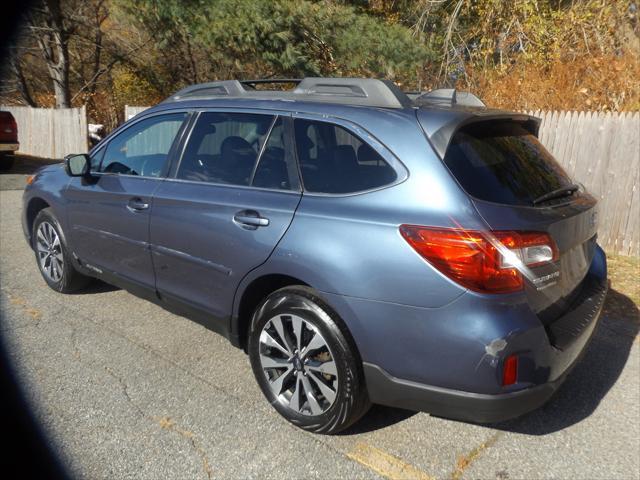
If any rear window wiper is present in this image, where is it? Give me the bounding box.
[532,184,580,205]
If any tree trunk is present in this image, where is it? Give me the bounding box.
[32,0,72,108]
[50,48,71,108]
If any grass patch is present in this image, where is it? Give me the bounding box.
[604,254,640,322]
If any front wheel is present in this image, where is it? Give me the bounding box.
[248,286,370,434]
[32,208,91,293]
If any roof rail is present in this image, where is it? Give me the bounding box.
[240,79,301,89]
[168,80,246,101]
[414,88,486,108]
[293,78,412,108]
[163,77,413,109]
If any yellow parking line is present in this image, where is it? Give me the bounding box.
[347,442,435,480]
[450,433,501,480]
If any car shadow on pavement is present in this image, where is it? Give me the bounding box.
[0,155,61,191]
[341,289,638,436]
[339,404,417,435]
[73,279,120,295]
[0,154,59,175]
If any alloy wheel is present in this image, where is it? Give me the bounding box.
[36,221,64,282]
[258,313,339,416]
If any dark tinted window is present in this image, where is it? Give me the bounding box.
[294,119,397,194]
[444,122,574,206]
[251,118,293,190]
[100,113,186,177]
[177,112,274,186]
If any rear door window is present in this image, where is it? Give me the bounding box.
[251,117,294,190]
[443,122,574,206]
[177,112,275,186]
[294,119,397,194]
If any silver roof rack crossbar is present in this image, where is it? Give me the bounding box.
[164,77,413,109]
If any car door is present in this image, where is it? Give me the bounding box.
[149,110,301,326]
[65,112,189,291]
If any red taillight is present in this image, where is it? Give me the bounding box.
[0,113,17,135]
[399,225,558,294]
[502,355,518,386]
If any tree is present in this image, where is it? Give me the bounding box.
[113,0,429,91]
[4,0,132,111]
[28,0,73,107]
[2,0,637,119]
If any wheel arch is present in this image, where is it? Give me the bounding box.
[231,272,365,372]
[26,197,51,246]
[232,273,310,351]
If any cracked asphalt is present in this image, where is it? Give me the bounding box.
[1,181,639,479]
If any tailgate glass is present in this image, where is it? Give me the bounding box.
[444,122,574,206]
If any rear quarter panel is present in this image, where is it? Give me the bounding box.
[236,110,488,309]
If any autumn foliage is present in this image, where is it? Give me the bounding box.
[1,0,638,128]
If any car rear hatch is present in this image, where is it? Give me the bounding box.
[417,109,599,321]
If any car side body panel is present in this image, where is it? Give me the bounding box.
[64,175,161,289]
[150,181,302,324]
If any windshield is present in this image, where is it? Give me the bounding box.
[443,122,574,206]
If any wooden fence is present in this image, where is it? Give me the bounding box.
[528,111,639,256]
[125,105,148,119]
[0,105,88,158]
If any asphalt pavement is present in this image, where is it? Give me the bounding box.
[1,171,639,479]
[0,154,59,191]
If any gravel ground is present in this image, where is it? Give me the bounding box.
[1,179,639,479]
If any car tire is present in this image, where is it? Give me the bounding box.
[0,153,15,171]
[248,286,370,434]
[32,208,91,293]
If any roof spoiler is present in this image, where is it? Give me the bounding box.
[417,110,541,159]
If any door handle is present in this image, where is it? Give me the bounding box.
[233,210,269,228]
[127,197,149,212]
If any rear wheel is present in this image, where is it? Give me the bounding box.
[248,286,370,434]
[32,208,91,293]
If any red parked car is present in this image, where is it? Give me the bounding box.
[0,111,19,170]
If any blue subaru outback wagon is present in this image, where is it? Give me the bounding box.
[23,78,608,433]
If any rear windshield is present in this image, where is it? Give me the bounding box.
[443,122,574,206]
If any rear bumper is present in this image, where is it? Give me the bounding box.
[323,245,608,423]
[364,274,608,423]
[364,362,561,423]
[0,143,18,152]
[362,276,608,423]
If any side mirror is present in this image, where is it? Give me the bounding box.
[64,154,91,177]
